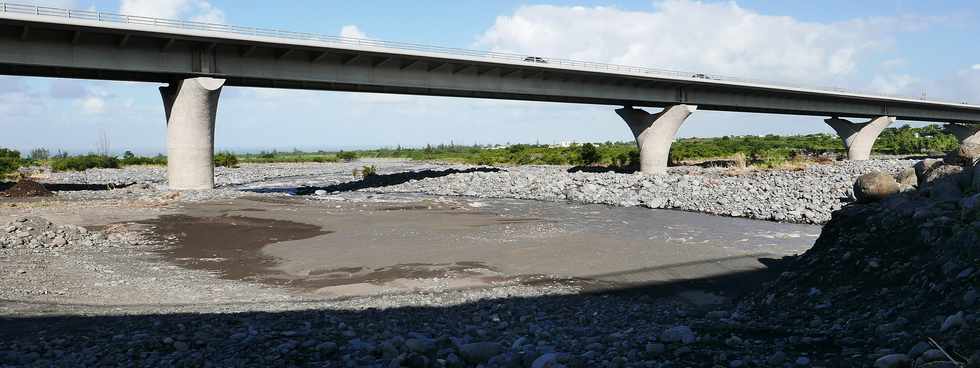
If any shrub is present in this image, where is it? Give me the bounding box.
[0,148,22,175]
[28,148,49,161]
[214,152,239,168]
[120,152,167,166]
[577,143,601,165]
[614,149,640,169]
[361,165,377,177]
[50,154,119,172]
[336,151,358,162]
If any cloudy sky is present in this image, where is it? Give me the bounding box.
[2,0,979,154]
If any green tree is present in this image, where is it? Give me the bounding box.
[0,148,22,175]
[577,143,601,165]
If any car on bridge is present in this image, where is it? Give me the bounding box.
[691,73,712,79]
[523,56,548,64]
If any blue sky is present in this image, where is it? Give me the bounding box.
[2,0,980,154]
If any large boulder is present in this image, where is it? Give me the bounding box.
[854,172,900,203]
[914,159,943,186]
[975,160,980,192]
[895,167,917,187]
[944,143,980,166]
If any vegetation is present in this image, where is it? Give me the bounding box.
[0,148,23,176]
[237,150,338,164]
[874,124,958,154]
[15,124,960,174]
[28,148,49,161]
[336,151,358,162]
[577,143,601,165]
[214,152,239,168]
[50,154,119,172]
[120,151,167,166]
[361,165,377,177]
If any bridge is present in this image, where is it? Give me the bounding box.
[3,3,980,189]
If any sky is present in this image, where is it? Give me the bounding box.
[2,0,980,154]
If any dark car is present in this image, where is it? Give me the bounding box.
[691,73,711,79]
[523,56,548,64]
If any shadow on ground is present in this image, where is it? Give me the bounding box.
[0,256,803,366]
[251,167,502,195]
[0,182,134,192]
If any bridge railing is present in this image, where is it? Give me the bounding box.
[0,2,966,105]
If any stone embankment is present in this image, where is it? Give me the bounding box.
[734,146,980,367]
[373,160,913,224]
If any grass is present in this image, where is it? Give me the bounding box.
[50,155,119,172]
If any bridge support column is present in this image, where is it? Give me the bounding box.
[160,77,225,190]
[944,123,980,145]
[824,116,895,160]
[616,105,697,174]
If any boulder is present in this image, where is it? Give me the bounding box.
[945,143,980,166]
[930,180,964,203]
[914,159,943,186]
[975,160,980,192]
[660,325,696,344]
[853,172,900,203]
[923,164,964,186]
[895,167,917,187]
[961,194,980,220]
[874,354,911,368]
[458,342,502,364]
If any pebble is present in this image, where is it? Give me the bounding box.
[873,354,910,368]
[940,311,965,332]
[458,342,502,364]
[660,326,696,344]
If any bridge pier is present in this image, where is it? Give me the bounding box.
[824,116,895,160]
[616,105,697,174]
[159,77,225,190]
[944,123,980,145]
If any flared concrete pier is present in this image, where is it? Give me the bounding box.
[616,105,697,174]
[160,77,225,190]
[824,116,895,160]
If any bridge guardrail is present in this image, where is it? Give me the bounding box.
[0,2,966,105]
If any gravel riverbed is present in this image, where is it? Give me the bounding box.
[2,158,976,367]
[38,159,913,224]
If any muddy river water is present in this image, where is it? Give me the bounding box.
[138,192,820,299]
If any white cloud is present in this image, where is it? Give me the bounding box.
[119,0,224,23]
[870,74,919,95]
[972,64,980,71]
[81,96,106,114]
[475,1,914,85]
[340,25,368,39]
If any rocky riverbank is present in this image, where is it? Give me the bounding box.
[371,160,914,224]
[1,157,977,367]
[16,159,914,224]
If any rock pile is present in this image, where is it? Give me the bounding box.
[1,216,108,250]
[734,151,980,365]
[0,179,52,197]
[375,160,913,224]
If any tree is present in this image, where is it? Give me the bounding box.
[0,148,22,175]
[577,143,601,165]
